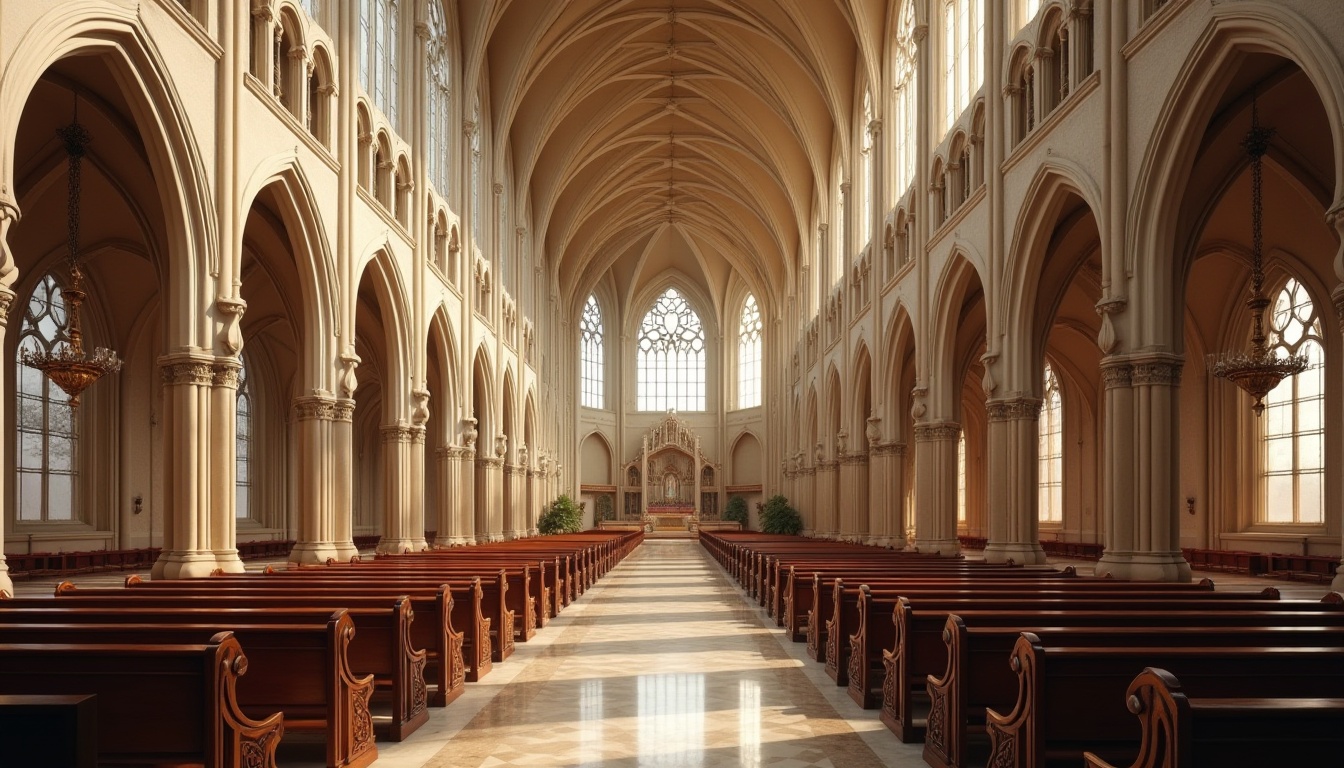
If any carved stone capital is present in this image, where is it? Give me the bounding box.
[840,452,869,466]
[914,423,961,442]
[987,397,1043,422]
[1131,359,1183,387]
[1332,284,1344,325]
[381,424,422,444]
[293,395,338,421]
[873,441,907,457]
[339,350,361,398]
[411,388,431,426]
[333,399,355,422]
[160,359,215,387]
[1101,361,1132,389]
[0,286,15,325]
[212,359,243,389]
[0,201,20,289]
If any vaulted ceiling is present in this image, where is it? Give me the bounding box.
[471,0,885,321]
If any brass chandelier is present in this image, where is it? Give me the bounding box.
[1208,99,1308,416]
[21,115,122,407]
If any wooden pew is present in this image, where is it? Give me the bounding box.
[984,635,1344,768]
[122,573,489,690]
[878,593,1344,744]
[1081,667,1344,768]
[41,589,432,740]
[0,613,377,768]
[925,615,1344,768]
[0,633,284,768]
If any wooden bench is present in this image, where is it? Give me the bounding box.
[118,574,484,694]
[0,613,377,768]
[39,589,431,740]
[925,614,1344,768]
[984,636,1344,768]
[0,694,97,768]
[878,592,1344,744]
[0,633,284,768]
[1081,667,1344,768]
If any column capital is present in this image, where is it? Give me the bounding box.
[159,353,217,386]
[1100,359,1132,389]
[212,359,243,389]
[1129,354,1184,387]
[293,393,339,421]
[0,286,15,326]
[914,422,961,442]
[987,396,1043,422]
[380,424,423,443]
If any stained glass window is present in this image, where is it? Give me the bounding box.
[637,288,706,412]
[236,361,251,520]
[1038,363,1063,523]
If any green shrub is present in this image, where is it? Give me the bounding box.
[724,496,749,528]
[538,494,584,534]
[759,494,803,535]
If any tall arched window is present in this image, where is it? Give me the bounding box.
[425,0,451,197]
[892,1,918,197]
[942,0,984,134]
[859,91,874,247]
[470,98,482,248]
[1038,363,1063,523]
[637,288,706,412]
[737,294,763,409]
[359,0,398,128]
[956,431,967,523]
[1261,277,1324,524]
[16,275,77,522]
[236,361,252,520]
[580,295,604,409]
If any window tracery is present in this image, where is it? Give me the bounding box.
[1260,278,1324,524]
[425,0,451,197]
[16,275,78,522]
[637,288,706,412]
[580,295,604,409]
[738,294,763,409]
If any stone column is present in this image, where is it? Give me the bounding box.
[1095,355,1191,581]
[839,452,869,542]
[912,422,961,556]
[983,398,1048,564]
[476,455,504,542]
[798,463,815,536]
[870,442,906,547]
[208,360,245,573]
[814,441,838,538]
[377,424,425,554]
[290,394,340,564]
[456,445,478,543]
[330,398,358,560]
[0,282,16,595]
[154,354,220,579]
[526,467,539,536]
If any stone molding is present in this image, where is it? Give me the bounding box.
[1100,360,1132,389]
[380,424,424,444]
[476,456,504,469]
[333,399,355,422]
[914,423,961,442]
[872,441,907,457]
[293,395,339,421]
[212,360,242,389]
[839,452,869,466]
[161,359,215,387]
[1332,284,1344,324]
[987,397,1043,422]
[1131,359,1183,387]
[0,286,15,325]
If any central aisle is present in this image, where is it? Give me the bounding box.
[407,539,921,768]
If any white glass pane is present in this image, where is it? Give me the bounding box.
[1263,475,1293,522]
[236,484,250,519]
[49,436,74,472]
[1297,396,1323,433]
[20,432,43,470]
[1264,437,1292,472]
[1297,433,1323,469]
[18,472,42,520]
[17,396,43,430]
[48,474,73,520]
[1297,472,1323,524]
[1263,401,1291,435]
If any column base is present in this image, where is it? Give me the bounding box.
[983,542,1048,565]
[911,537,961,557]
[376,537,421,555]
[333,541,359,562]
[211,550,246,574]
[435,536,474,547]
[289,541,340,566]
[1332,565,1344,594]
[153,551,224,579]
[1094,551,1192,582]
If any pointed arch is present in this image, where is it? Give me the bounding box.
[353,245,411,418]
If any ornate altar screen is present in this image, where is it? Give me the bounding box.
[623,414,718,529]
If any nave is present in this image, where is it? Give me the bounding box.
[316,539,907,768]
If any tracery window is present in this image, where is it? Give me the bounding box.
[859,91,874,247]
[580,295,604,409]
[1038,363,1063,523]
[425,0,451,197]
[942,0,984,134]
[737,294,763,409]
[1260,278,1324,524]
[470,99,482,248]
[892,1,918,197]
[16,275,78,522]
[636,288,706,412]
[956,432,967,523]
[359,0,398,128]
[236,361,252,520]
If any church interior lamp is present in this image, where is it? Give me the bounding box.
[1207,101,1308,415]
[21,112,123,407]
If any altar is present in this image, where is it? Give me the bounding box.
[622,414,720,530]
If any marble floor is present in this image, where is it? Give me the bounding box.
[8,543,1337,768]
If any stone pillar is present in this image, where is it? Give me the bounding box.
[476,456,504,542]
[330,399,358,560]
[870,442,906,547]
[1095,355,1191,581]
[0,283,16,595]
[839,452,868,542]
[526,467,539,536]
[208,360,245,573]
[1334,281,1344,593]
[290,394,340,564]
[377,424,425,554]
[814,442,838,539]
[154,354,221,579]
[456,446,477,543]
[983,398,1048,565]
[799,463,815,536]
[912,422,961,556]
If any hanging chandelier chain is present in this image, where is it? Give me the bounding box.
[57,121,90,271]
[1242,99,1274,305]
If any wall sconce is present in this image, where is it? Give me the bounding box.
[133,495,143,515]
[1185,496,1195,516]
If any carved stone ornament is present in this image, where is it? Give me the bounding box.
[495,433,507,458]
[333,399,355,422]
[212,360,242,389]
[836,429,848,455]
[987,397,1043,422]
[910,385,928,420]
[339,350,361,398]
[815,441,825,464]
[865,416,881,446]
[294,395,338,421]
[1131,359,1183,387]
[1331,283,1344,325]
[462,417,478,449]
[980,351,999,394]
[411,388,431,426]
[914,423,961,442]
[215,296,248,355]
[0,286,16,325]
[161,360,214,387]
[381,424,420,443]
[0,201,19,287]
[1101,361,1132,389]
[1095,297,1127,354]
[517,444,528,466]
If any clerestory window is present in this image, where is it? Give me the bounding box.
[580,295,604,409]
